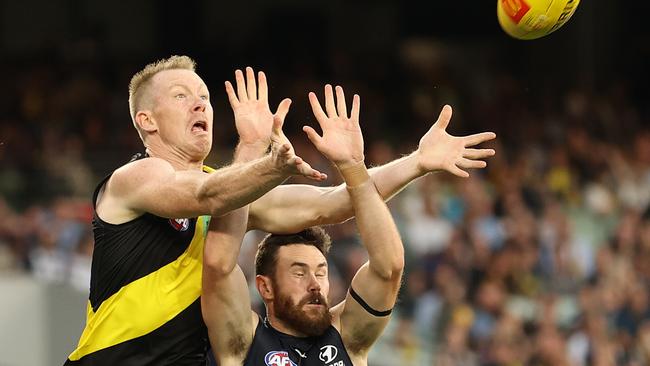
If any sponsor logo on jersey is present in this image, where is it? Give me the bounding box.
[319,345,338,364]
[168,218,190,232]
[264,351,297,366]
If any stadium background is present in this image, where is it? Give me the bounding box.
[1,1,649,365]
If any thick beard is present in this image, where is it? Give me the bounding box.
[272,285,332,337]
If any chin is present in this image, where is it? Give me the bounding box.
[191,142,212,160]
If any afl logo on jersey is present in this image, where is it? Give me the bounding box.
[168,218,190,232]
[264,351,297,366]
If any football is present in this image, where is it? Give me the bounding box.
[497,0,580,40]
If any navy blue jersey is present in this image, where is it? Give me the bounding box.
[243,317,353,366]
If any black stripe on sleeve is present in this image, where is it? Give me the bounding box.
[349,287,392,317]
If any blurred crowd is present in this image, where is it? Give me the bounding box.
[1,36,649,366]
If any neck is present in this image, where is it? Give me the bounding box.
[145,141,205,171]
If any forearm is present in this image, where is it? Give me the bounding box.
[322,153,425,222]
[198,154,288,216]
[308,152,424,224]
[248,153,426,232]
[342,165,404,280]
[368,152,425,201]
[322,153,423,223]
[203,206,249,275]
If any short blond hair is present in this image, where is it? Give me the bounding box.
[128,55,197,136]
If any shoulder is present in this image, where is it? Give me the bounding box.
[107,157,175,195]
[112,157,175,184]
[97,158,176,222]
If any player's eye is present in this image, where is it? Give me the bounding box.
[175,94,186,99]
[200,95,209,101]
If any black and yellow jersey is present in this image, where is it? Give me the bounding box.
[65,161,215,366]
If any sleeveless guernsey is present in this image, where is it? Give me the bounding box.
[65,160,215,365]
[243,317,353,366]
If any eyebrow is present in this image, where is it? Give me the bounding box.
[169,83,188,90]
[290,262,328,269]
[168,83,209,92]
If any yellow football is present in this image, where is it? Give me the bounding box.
[497,0,580,40]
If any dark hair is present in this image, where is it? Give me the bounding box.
[255,227,331,277]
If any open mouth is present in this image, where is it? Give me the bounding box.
[191,121,208,133]
[306,297,323,305]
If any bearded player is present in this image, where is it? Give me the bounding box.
[202,85,407,365]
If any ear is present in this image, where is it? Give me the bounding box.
[255,275,274,301]
[135,110,157,133]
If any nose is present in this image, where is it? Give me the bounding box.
[193,98,207,113]
[308,274,321,292]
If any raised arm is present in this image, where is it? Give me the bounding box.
[336,166,403,359]
[201,200,257,365]
[100,136,324,222]
[202,69,320,364]
[98,69,326,223]
[203,70,351,364]
[247,157,418,233]
[248,101,496,233]
[300,85,404,360]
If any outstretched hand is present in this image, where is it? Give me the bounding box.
[304,85,364,169]
[417,105,496,177]
[270,101,327,182]
[225,67,290,149]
